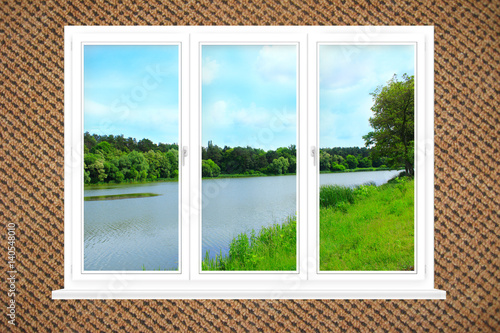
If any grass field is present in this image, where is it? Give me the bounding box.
[320,177,414,271]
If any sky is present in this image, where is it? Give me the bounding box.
[83,44,414,149]
[319,44,415,148]
[202,45,297,150]
[84,45,179,144]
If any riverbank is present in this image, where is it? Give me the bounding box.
[202,216,297,271]
[320,166,393,174]
[85,166,396,187]
[204,166,393,179]
[201,175,413,272]
[320,177,414,271]
[84,177,178,188]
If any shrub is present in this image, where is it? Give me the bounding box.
[331,163,346,172]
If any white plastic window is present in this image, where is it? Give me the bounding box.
[54,26,445,299]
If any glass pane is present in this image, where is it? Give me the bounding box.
[201,45,297,271]
[319,45,415,271]
[83,45,179,271]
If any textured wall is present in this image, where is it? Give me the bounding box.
[1,0,498,331]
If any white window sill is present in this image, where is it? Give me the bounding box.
[52,289,445,299]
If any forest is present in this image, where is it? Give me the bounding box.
[83,133,391,184]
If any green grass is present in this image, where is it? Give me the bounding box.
[319,185,357,209]
[320,177,414,271]
[202,216,297,271]
[84,193,160,201]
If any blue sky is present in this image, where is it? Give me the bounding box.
[319,44,415,148]
[84,44,414,149]
[202,45,297,150]
[84,45,179,144]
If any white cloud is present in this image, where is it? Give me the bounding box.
[84,99,110,116]
[256,45,297,84]
[203,100,234,128]
[85,98,179,143]
[319,45,414,92]
[202,57,219,84]
[232,103,270,127]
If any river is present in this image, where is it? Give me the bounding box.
[84,170,401,270]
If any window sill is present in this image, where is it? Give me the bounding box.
[52,289,445,300]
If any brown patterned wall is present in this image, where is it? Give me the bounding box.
[1,0,498,331]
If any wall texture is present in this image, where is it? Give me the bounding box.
[1,0,498,331]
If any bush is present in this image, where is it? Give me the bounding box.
[202,159,221,177]
[331,163,346,172]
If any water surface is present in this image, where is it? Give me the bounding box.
[84,170,401,270]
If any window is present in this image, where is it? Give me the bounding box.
[54,26,445,299]
[200,43,298,272]
[83,44,181,272]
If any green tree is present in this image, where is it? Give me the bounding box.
[115,171,125,183]
[206,140,223,166]
[90,141,113,156]
[319,150,333,171]
[166,149,179,178]
[202,159,221,177]
[145,150,171,180]
[84,167,91,184]
[331,163,346,172]
[84,153,107,183]
[358,157,372,168]
[84,132,97,151]
[137,138,156,152]
[345,155,358,169]
[268,156,290,175]
[363,74,415,176]
[277,146,296,173]
[254,151,269,171]
[124,151,149,180]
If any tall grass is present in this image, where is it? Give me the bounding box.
[320,178,414,271]
[319,185,356,208]
[202,216,296,271]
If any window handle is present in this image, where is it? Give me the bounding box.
[182,146,188,167]
[311,146,317,166]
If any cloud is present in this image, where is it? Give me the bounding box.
[202,57,219,84]
[204,100,232,127]
[320,107,371,148]
[318,44,415,147]
[320,45,414,91]
[256,45,297,84]
[84,99,110,116]
[233,103,273,127]
[85,98,179,143]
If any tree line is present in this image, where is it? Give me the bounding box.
[84,74,414,183]
[318,147,389,172]
[84,133,179,184]
[83,133,392,184]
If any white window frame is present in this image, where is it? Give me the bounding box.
[53,26,445,299]
[189,33,308,282]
